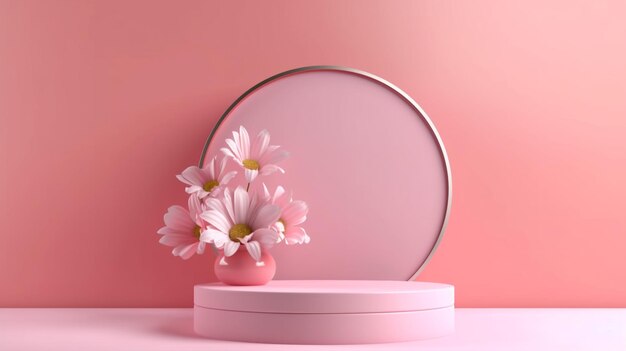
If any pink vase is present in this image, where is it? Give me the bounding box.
[214,248,276,286]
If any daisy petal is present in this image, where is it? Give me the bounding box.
[253,228,279,249]
[247,190,261,219]
[163,206,195,232]
[272,185,286,203]
[240,233,254,244]
[233,186,249,224]
[221,147,236,159]
[200,210,232,233]
[244,240,262,262]
[204,157,217,179]
[173,242,198,260]
[219,157,228,175]
[224,240,240,257]
[159,234,194,247]
[179,166,206,186]
[204,197,226,215]
[184,185,204,196]
[188,194,204,224]
[277,230,285,242]
[281,200,309,225]
[225,139,242,159]
[222,188,236,223]
[244,168,258,182]
[208,186,224,198]
[239,126,251,159]
[259,148,289,165]
[262,183,271,200]
[197,241,207,254]
[200,228,229,248]
[252,129,270,158]
[252,204,281,229]
[260,164,285,176]
[284,226,308,245]
[273,221,285,232]
[157,226,170,235]
[176,174,192,186]
[231,131,242,157]
[219,170,237,184]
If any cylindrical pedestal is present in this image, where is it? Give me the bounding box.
[194,280,454,344]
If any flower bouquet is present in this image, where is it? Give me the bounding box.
[157,126,310,285]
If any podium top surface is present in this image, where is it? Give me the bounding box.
[194,280,454,314]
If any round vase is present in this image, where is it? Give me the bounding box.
[214,248,276,286]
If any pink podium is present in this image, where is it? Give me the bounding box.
[194,280,454,344]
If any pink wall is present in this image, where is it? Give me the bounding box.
[1,0,625,307]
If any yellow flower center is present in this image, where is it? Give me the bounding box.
[203,180,219,192]
[193,225,202,239]
[242,159,260,170]
[229,223,252,242]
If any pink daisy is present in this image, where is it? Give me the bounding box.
[176,156,237,199]
[200,186,280,261]
[157,194,207,259]
[221,126,289,183]
[263,185,310,245]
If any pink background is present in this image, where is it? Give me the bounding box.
[1,0,625,307]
